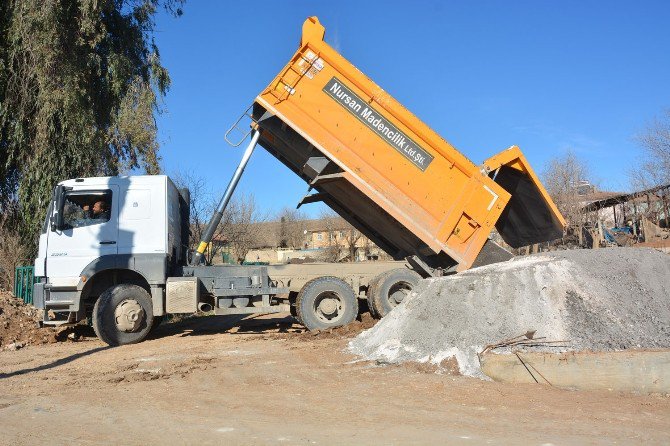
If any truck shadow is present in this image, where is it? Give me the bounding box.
[0,346,110,380]
[148,314,302,339]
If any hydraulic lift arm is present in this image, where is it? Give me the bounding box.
[191,129,261,265]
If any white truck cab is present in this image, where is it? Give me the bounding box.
[34,175,188,340]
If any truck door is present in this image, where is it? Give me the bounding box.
[46,186,119,286]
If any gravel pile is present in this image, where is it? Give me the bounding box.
[348,248,670,377]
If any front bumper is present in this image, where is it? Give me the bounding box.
[34,281,80,312]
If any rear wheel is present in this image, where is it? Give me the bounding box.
[92,284,154,346]
[367,269,422,318]
[365,274,384,319]
[296,277,358,330]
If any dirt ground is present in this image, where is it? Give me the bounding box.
[1,314,669,446]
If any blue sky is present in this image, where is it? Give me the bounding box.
[154,0,670,217]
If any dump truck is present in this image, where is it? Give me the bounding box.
[33,17,565,346]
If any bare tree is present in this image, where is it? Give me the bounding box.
[318,208,363,262]
[632,109,670,189]
[542,150,592,229]
[541,150,599,247]
[0,204,29,291]
[316,208,341,262]
[172,169,267,265]
[171,170,210,253]
[341,227,363,261]
[629,110,670,225]
[222,195,268,263]
[276,207,307,248]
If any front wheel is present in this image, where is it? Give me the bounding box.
[296,277,358,330]
[92,284,154,346]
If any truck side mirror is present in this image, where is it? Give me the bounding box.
[50,184,68,231]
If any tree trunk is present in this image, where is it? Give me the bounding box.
[578,224,583,246]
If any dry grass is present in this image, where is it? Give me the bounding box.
[0,216,29,292]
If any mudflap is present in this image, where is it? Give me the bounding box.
[492,165,565,248]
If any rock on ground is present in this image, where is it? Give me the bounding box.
[348,248,670,377]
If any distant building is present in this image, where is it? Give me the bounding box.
[493,182,670,253]
[211,217,390,264]
[581,183,670,248]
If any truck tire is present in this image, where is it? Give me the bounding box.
[296,277,358,331]
[365,274,384,319]
[367,269,421,318]
[92,284,154,346]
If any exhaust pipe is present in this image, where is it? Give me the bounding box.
[198,302,213,313]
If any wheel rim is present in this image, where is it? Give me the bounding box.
[387,281,412,307]
[114,299,145,333]
[313,291,344,324]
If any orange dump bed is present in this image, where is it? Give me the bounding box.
[252,17,565,271]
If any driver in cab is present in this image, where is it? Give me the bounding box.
[83,200,110,221]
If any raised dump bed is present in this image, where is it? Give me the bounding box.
[251,17,565,272]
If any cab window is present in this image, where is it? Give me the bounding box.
[62,190,112,229]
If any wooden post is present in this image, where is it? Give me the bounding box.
[632,198,639,237]
[578,224,583,246]
[661,194,670,228]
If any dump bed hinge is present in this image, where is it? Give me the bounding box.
[406,256,441,278]
[297,191,327,208]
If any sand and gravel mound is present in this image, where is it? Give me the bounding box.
[348,248,670,377]
[0,290,58,348]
